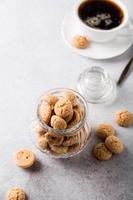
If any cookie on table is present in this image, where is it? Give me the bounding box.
[96,123,116,140]
[15,149,36,169]
[6,187,25,200]
[115,109,133,127]
[93,143,112,161]
[105,135,124,154]
[54,99,73,118]
[72,35,89,49]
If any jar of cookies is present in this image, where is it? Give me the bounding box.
[31,88,91,158]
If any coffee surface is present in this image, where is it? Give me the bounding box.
[78,0,124,30]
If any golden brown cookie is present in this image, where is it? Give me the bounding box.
[6,187,25,200]
[45,132,64,146]
[72,35,89,49]
[63,133,80,146]
[49,144,68,154]
[67,109,81,128]
[64,110,73,123]
[74,104,83,119]
[15,149,36,169]
[38,102,52,124]
[105,136,124,154]
[42,95,58,110]
[35,124,46,137]
[93,143,112,161]
[37,135,48,150]
[115,110,133,127]
[96,123,116,140]
[51,115,67,129]
[63,91,77,107]
[54,99,73,118]
[67,144,81,154]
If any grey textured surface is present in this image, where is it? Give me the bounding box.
[0,0,133,199]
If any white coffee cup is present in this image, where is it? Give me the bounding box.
[74,0,133,43]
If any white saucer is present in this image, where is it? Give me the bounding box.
[61,13,133,60]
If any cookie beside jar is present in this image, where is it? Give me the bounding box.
[31,88,91,158]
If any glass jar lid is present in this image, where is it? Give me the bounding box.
[77,66,117,104]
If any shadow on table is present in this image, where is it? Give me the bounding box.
[57,134,133,182]
[26,159,44,173]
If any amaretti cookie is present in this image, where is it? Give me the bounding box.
[93,143,112,161]
[72,35,89,49]
[49,144,68,154]
[64,110,73,123]
[15,149,36,169]
[51,115,67,129]
[35,124,46,137]
[42,95,58,110]
[38,102,52,124]
[6,187,25,200]
[45,132,64,146]
[63,91,77,106]
[54,99,73,118]
[68,144,81,153]
[63,133,80,146]
[105,135,124,154]
[37,135,48,150]
[115,110,133,127]
[67,109,81,128]
[96,123,116,140]
[74,104,83,119]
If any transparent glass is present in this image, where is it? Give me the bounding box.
[77,67,117,104]
[30,88,91,159]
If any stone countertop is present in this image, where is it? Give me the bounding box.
[0,0,133,199]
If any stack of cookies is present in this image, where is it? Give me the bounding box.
[93,123,124,161]
[34,91,87,156]
[93,110,133,161]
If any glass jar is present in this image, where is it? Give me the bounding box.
[31,88,91,158]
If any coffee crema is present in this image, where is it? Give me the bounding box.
[78,0,124,30]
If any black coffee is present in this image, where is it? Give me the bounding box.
[78,0,124,30]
